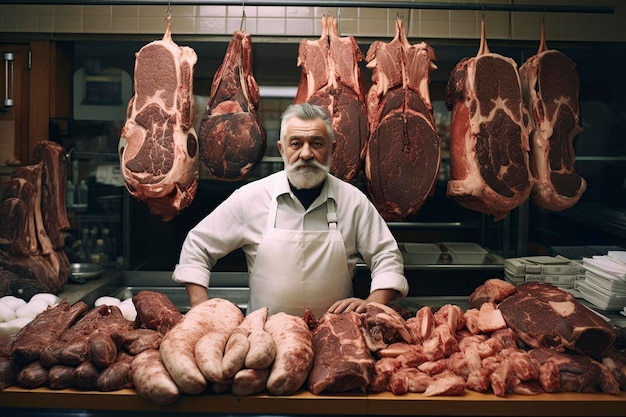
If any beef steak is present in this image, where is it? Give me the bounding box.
[119,15,199,221]
[364,18,441,221]
[198,30,266,181]
[445,21,532,221]
[519,24,586,211]
[294,15,369,183]
[497,282,615,360]
[308,311,375,394]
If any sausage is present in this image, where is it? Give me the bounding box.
[72,361,99,390]
[232,368,269,396]
[245,330,276,370]
[131,349,179,405]
[236,307,275,369]
[48,364,75,390]
[222,328,250,379]
[16,361,48,388]
[240,307,269,332]
[159,298,243,394]
[96,361,132,391]
[0,356,18,390]
[265,312,314,395]
[194,330,231,382]
[89,333,118,369]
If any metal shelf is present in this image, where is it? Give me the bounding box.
[4,1,615,15]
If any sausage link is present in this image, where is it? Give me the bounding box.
[160,298,243,394]
[245,330,276,370]
[232,368,269,396]
[131,349,179,405]
[222,328,250,379]
[265,312,314,395]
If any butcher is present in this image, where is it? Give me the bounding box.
[173,103,408,318]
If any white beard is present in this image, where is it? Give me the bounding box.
[284,157,330,189]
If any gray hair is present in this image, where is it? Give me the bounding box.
[279,103,334,144]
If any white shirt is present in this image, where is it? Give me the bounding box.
[172,171,409,297]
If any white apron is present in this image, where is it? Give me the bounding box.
[248,193,352,318]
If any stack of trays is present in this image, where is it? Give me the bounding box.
[400,243,442,264]
[504,255,585,296]
[579,251,626,311]
[442,242,488,264]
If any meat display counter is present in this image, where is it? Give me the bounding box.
[3,269,626,416]
[1,385,625,416]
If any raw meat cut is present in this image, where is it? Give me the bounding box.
[308,311,375,394]
[364,17,441,220]
[198,30,265,181]
[445,21,532,221]
[497,281,615,360]
[9,300,88,365]
[294,15,369,183]
[132,290,183,334]
[468,278,517,309]
[31,140,71,250]
[528,347,620,395]
[519,25,586,211]
[0,142,72,297]
[361,302,412,351]
[119,15,199,221]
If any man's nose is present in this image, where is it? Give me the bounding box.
[299,143,314,160]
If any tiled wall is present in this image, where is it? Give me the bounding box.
[0,1,624,42]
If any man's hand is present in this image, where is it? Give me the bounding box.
[326,289,401,314]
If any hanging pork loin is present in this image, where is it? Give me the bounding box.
[445,20,533,221]
[519,25,586,211]
[118,15,199,221]
[364,18,441,221]
[198,30,266,181]
[294,14,369,183]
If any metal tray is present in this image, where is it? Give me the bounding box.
[70,263,104,280]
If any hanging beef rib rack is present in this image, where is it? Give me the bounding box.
[119,15,200,222]
[294,14,369,183]
[445,20,533,221]
[198,30,266,181]
[519,24,587,211]
[364,17,441,221]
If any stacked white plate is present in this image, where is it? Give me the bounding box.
[579,251,626,311]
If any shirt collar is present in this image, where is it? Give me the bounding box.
[275,171,336,204]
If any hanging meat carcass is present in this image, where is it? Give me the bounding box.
[364,17,441,221]
[0,141,71,296]
[119,15,199,222]
[519,25,586,211]
[294,14,369,183]
[198,30,266,181]
[445,20,533,221]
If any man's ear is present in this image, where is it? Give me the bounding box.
[277,140,283,155]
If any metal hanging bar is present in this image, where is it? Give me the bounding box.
[0,1,615,14]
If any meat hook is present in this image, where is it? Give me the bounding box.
[240,0,246,31]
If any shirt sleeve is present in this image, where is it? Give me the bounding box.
[172,190,247,288]
[352,192,409,298]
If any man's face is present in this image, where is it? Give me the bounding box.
[277,117,335,189]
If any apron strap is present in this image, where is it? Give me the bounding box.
[327,198,338,231]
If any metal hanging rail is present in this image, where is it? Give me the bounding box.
[0,1,614,14]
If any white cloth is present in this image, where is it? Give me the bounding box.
[249,197,352,318]
[173,171,408,305]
